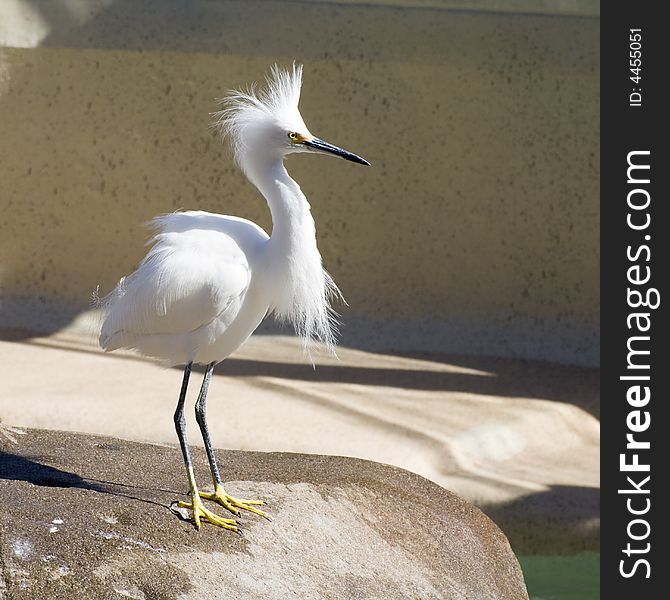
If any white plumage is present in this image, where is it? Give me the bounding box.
[100,212,267,365]
[99,64,368,367]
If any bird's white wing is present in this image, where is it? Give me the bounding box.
[100,226,252,348]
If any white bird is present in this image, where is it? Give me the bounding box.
[98,64,369,531]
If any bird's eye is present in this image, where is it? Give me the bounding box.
[288,132,299,142]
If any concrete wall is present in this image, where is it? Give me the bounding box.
[0,1,599,364]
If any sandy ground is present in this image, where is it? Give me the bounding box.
[0,327,599,509]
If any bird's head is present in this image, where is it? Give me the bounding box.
[212,64,369,171]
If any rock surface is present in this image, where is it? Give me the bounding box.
[1,429,528,599]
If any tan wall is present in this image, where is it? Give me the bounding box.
[0,1,599,364]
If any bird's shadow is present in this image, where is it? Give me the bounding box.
[0,451,177,511]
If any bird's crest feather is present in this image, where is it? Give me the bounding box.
[211,64,304,164]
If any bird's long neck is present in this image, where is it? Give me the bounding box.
[242,155,341,352]
[245,157,316,249]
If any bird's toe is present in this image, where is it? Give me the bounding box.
[201,485,272,520]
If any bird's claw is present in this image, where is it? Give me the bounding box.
[177,495,239,531]
[200,484,272,521]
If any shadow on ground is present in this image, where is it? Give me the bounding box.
[211,356,600,418]
[483,484,600,554]
[1,324,600,419]
[0,450,177,511]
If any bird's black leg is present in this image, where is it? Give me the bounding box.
[195,362,271,520]
[174,362,194,478]
[194,362,223,487]
[173,362,238,531]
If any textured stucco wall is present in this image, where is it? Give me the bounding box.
[0,1,599,364]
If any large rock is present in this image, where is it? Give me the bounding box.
[1,429,528,599]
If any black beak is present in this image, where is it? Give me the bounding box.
[303,137,370,166]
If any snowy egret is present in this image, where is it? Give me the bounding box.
[98,65,369,531]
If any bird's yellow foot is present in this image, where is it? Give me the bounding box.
[178,493,239,531]
[201,484,272,520]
